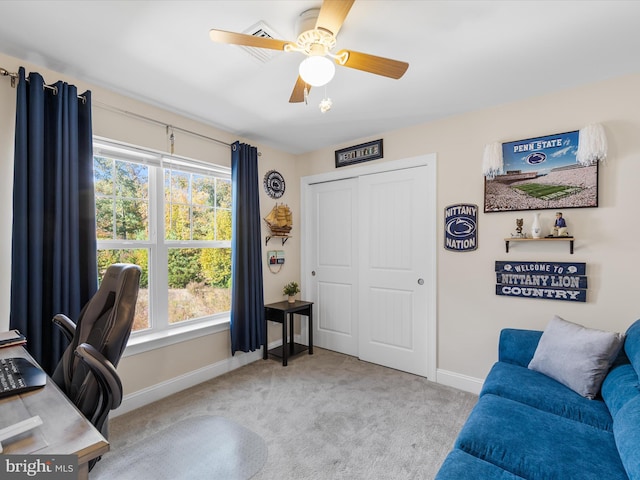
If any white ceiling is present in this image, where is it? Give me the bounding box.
[1,0,639,154]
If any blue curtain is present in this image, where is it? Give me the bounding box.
[230,141,265,355]
[10,67,97,374]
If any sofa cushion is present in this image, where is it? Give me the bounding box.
[528,315,624,399]
[613,395,640,479]
[601,363,640,419]
[481,362,613,431]
[455,394,628,480]
[435,449,526,480]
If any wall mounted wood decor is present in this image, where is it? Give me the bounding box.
[495,261,587,302]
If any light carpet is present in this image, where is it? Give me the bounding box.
[92,348,478,479]
[93,415,267,479]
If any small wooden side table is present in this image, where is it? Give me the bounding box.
[263,300,314,366]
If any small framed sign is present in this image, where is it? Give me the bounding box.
[267,250,285,265]
[335,139,383,168]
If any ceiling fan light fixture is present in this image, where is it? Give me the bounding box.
[299,56,335,87]
[319,97,332,113]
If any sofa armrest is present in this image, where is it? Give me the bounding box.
[499,328,543,367]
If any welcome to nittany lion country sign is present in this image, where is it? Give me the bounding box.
[495,261,587,302]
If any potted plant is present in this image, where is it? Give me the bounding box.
[283,281,300,303]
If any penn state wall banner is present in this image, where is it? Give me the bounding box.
[495,261,587,302]
[444,204,478,252]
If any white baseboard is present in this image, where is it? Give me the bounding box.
[113,349,264,417]
[436,369,484,395]
[114,343,483,416]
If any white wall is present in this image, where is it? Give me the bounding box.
[298,73,640,387]
[2,49,639,402]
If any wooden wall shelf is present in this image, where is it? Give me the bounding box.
[266,235,290,246]
[504,237,575,254]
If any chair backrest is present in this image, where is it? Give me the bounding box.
[52,263,141,435]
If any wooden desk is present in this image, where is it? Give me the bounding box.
[0,345,108,479]
[263,300,313,366]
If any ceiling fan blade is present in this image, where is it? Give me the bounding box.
[289,76,310,103]
[335,49,409,79]
[315,0,355,36]
[209,29,292,51]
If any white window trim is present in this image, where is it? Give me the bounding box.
[94,136,232,355]
[123,315,230,357]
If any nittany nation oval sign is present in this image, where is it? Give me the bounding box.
[444,203,478,252]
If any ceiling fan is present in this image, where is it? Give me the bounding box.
[209,0,409,104]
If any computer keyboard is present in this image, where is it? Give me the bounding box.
[0,358,46,398]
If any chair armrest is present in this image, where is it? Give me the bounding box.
[52,314,76,343]
[74,343,123,411]
[498,328,543,367]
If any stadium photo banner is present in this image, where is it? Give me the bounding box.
[484,130,599,213]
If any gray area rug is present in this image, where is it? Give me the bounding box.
[93,415,267,480]
[92,348,477,480]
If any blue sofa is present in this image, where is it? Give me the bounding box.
[436,319,640,479]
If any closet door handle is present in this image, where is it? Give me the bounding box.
[417,278,424,285]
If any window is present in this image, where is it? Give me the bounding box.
[93,138,232,337]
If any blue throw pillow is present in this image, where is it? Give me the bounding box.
[528,316,624,399]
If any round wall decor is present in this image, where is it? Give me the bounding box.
[264,170,285,198]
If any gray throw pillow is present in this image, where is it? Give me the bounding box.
[528,315,625,399]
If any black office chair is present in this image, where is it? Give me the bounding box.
[51,263,141,468]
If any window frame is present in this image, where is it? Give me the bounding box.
[93,137,232,355]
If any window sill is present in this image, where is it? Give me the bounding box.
[122,315,230,357]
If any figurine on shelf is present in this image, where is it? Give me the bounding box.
[512,218,525,238]
[553,212,569,237]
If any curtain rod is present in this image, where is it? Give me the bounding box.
[93,101,232,149]
[1,66,87,102]
[2,66,236,151]
[0,67,18,87]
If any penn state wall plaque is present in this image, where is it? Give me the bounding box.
[444,203,478,252]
